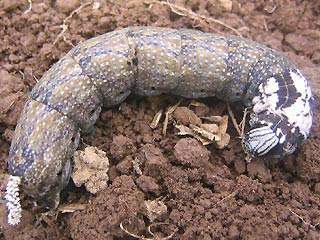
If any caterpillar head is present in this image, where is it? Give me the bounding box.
[242,112,311,159]
[243,69,313,158]
[243,126,280,158]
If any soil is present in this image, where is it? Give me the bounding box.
[0,0,319,239]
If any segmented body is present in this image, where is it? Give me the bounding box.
[7,27,313,207]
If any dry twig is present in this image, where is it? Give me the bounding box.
[53,1,93,45]
[120,222,178,240]
[216,190,239,205]
[145,0,242,36]
[163,99,182,136]
[150,109,164,129]
[288,208,320,229]
[23,0,32,14]
[226,103,241,137]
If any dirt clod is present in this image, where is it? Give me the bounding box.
[173,106,202,126]
[173,138,211,167]
[69,175,145,239]
[247,159,272,183]
[136,175,160,195]
[110,135,137,161]
[56,0,80,13]
[72,146,109,194]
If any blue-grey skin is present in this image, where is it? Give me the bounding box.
[7,27,313,208]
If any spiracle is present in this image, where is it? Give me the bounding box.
[7,26,313,208]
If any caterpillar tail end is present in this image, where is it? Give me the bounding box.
[7,99,80,209]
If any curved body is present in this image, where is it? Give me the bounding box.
[7,27,313,207]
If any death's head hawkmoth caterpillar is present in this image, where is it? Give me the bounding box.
[7,27,313,211]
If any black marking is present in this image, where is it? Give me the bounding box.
[132,57,138,66]
[273,69,302,109]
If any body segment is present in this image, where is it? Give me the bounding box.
[7,26,313,207]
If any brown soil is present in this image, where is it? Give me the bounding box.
[0,0,319,239]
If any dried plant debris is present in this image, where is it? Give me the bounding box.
[58,203,87,213]
[189,124,221,142]
[72,146,109,194]
[145,199,168,222]
[162,99,182,136]
[150,109,163,129]
[132,157,143,176]
[172,105,230,148]
[151,101,231,149]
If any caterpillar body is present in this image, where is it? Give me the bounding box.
[7,26,313,208]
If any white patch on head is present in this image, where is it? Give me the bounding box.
[290,70,311,97]
[275,70,312,137]
[253,77,279,113]
[252,101,269,113]
[262,77,279,94]
[252,69,312,138]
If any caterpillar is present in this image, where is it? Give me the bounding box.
[7,26,313,208]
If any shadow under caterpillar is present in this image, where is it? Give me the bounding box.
[7,26,313,208]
